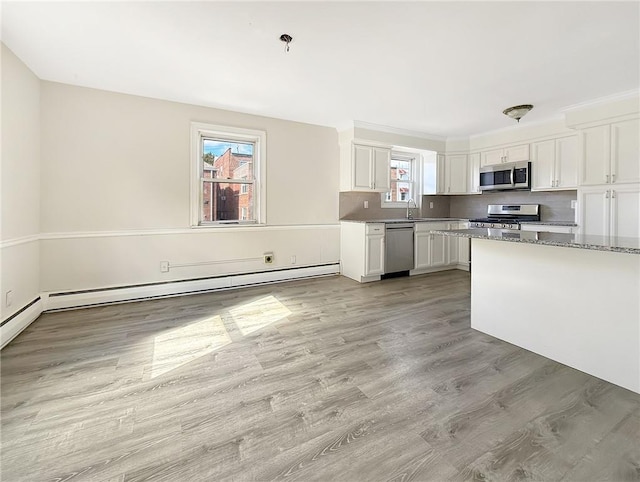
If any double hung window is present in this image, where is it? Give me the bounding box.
[191,123,265,226]
[383,153,417,207]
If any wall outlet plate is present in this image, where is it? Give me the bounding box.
[160,261,169,272]
[571,200,577,209]
[5,290,13,307]
[264,253,274,264]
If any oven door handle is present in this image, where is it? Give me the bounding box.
[510,166,515,186]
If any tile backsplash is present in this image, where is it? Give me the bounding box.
[447,190,577,222]
[340,190,578,222]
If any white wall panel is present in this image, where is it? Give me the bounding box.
[1,44,41,321]
[40,226,339,292]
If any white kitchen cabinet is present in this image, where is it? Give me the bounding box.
[414,222,450,270]
[365,227,385,276]
[340,222,385,282]
[443,154,468,194]
[436,154,446,194]
[611,118,640,185]
[579,119,640,186]
[578,185,640,237]
[342,143,391,192]
[481,144,530,167]
[531,136,578,191]
[455,222,471,269]
[468,153,481,194]
[520,224,576,234]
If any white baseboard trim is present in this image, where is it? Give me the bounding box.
[1,298,43,349]
[43,264,340,312]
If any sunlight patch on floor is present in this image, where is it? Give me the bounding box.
[229,295,292,336]
[151,315,231,379]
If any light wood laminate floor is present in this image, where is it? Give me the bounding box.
[1,271,639,481]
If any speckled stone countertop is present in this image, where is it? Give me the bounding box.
[519,221,578,227]
[340,218,467,223]
[433,228,640,254]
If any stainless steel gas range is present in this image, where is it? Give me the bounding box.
[469,204,540,230]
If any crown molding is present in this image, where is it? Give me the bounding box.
[468,114,566,140]
[561,89,640,113]
[353,120,447,142]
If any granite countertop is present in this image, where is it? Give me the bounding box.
[433,228,640,254]
[340,218,467,223]
[519,221,578,227]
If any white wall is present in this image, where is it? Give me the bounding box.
[1,44,41,321]
[39,82,340,293]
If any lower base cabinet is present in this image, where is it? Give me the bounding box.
[341,221,470,283]
[341,222,385,282]
[414,222,449,270]
[414,221,469,272]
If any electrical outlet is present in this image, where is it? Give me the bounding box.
[429,202,434,209]
[290,255,296,264]
[571,200,577,209]
[5,290,13,307]
[264,253,274,264]
[364,200,369,209]
[160,261,169,273]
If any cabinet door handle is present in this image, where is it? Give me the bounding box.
[606,174,610,183]
[611,174,616,183]
[611,190,616,198]
[605,190,610,199]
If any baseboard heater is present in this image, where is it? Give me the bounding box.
[1,297,43,349]
[43,263,340,312]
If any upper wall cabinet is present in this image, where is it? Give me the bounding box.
[480,144,530,167]
[468,153,481,194]
[531,135,578,191]
[579,118,640,186]
[443,154,468,194]
[341,143,391,192]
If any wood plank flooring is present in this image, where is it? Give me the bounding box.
[1,271,639,481]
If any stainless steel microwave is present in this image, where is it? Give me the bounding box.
[479,161,531,191]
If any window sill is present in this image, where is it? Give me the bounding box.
[193,222,265,229]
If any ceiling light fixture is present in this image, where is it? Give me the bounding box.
[279,34,293,52]
[503,104,534,123]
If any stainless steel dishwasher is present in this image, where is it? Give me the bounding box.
[384,222,415,274]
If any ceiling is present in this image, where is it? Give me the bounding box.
[2,1,639,137]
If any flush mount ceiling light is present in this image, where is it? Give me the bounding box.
[503,104,534,123]
[279,34,293,52]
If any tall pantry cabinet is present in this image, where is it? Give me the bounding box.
[577,117,640,237]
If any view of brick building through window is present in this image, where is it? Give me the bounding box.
[386,158,412,202]
[202,146,254,222]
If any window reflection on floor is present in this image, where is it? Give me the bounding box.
[150,296,292,379]
[229,295,292,336]
[151,315,231,379]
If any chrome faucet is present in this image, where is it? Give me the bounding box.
[406,198,417,219]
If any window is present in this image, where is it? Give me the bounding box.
[383,153,417,207]
[191,123,266,226]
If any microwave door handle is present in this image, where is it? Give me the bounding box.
[510,167,515,186]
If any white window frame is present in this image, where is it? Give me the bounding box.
[190,122,266,227]
[382,151,421,209]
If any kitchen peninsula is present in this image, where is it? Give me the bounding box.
[437,228,640,394]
